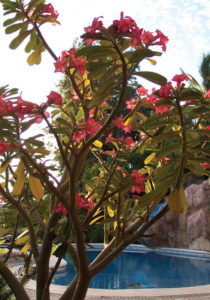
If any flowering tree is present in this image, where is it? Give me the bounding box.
[0,1,210,300]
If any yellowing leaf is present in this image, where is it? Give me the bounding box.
[107,206,114,217]
[89,215,103,225]
[0,229,12,237]
[20,242,30,254]
[124,117,130,126]
[145,180,152,194]
[29,175,44,200]
[146,58,157,65]
[13,161,25,195]
[114,221,117,230]
[84,79,90,88]
[168,185,187,214]
[0,160,11,174]
[144,152,156,165]
[135,112,147,122]
[27,48,41,66]
[15,234,29,245]
[93,140,103,148]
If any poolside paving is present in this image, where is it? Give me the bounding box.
[25,281,210,300]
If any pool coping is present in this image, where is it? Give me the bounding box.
[25,244,210,299]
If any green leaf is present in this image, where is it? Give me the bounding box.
[5,22,26,34]
[127,48,160,64]
[180,88,203,100]
[75,45,115,60]
[9,30,33,49]
[135,71,167,86]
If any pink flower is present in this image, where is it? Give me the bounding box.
[112,116,124,129]
[126,98,137,110]
[155,104,170,115]
[0,100,15,114]
[113,11,136,33]
[54,202,68,215]
[201,162,210,170]
[72,56,87,76]
[204,89,210,98]
[105,132,113,144]
[172,74,190,88]
[47,91,62,105]
[141,30,155,44]
[0,141,18,155]
[123,123,132,134]
[84,118,101,136]
[76,193,94,213]
[157,82,173,98]
[124,136,135,150]
[43,3,59,19]
[83,38,95,46]
[137,86,148,96]
[72,130,87,144]
[153,30,169,52]
[84,16,103,37]
[104,149,116,157]
[130,169,145,194]
[54,58,66,73]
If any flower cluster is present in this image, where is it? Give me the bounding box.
[83,12,168,51]
[72,118,101,144]
[43,3,59,20]
[113,12,169,51]
[0,141,18,155]
[130,169,145,194]
[54,48,87,75]
[55,193,94,215]
[135,74,190,115]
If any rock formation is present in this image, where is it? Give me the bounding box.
[141,179,210,251]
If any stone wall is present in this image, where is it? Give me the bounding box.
[140,179,210,251]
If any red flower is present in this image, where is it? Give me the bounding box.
[204,89,210,98]
[113,11,136,33]
[201,162,210,170]
[157,82,173,98]
[54,58,66,73]
[105,132,113,144]
[47,91,62,105]
[130,169,145,194]
[43,3,59,19]
[112,116,124,129]
[84,17,103,37]
[0,141,18,155]
[172,74,190,88]
[153,30,169,52]
[155,104,170,115]
[141,30,155,44]
[54,203,68,215]
[84,118,101,136]
[137,86,148,96]
[126,98,137,110]
[72,130,86,144]
[124,136,135,150]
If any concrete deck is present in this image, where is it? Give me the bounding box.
[25,280,210,299]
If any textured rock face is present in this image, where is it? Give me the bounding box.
[141,179,210,251]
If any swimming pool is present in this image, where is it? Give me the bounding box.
[51,244,210,289]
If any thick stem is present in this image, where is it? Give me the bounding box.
[0,263,30,300]
[36,212,59,300]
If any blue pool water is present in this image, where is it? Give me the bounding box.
[52,249,210,289]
